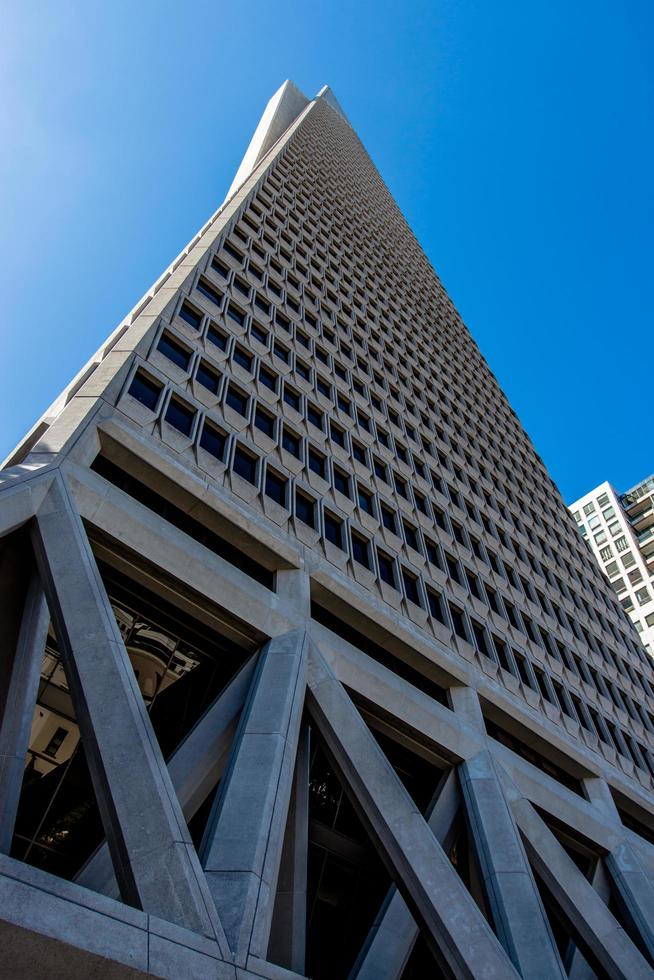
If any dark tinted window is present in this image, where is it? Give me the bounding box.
[128,371,161,411]
[165,398,194,436]
[157,333,191,370]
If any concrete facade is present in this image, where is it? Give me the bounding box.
[2,81,654,977]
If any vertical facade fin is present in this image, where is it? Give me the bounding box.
[201,629,309,964]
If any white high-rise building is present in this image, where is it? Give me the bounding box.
[570,474,654,655]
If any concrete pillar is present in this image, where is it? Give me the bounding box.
[460,751,566,978]
[201,630,309,965]
[0,570,49,852]
[275,564,311,624]
[306,642,519,980]
[511,795,651,978]
[352,768,460,980]
[76,654,256,897]
[267,721,309,974]
[567,861,611,980]
[449,684,485,731]
[31,475,227,948]
[605,840,654,961]
[583,776,620,822]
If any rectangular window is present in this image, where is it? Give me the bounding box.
[427,588,447,624]
[449,604,467,640]
[324,511,344,548]
[251,322,269,346]
[402,569,421,606]
[232,445,257,484]
[358,486,374,515]
[378,551,396,587]
[334,467,351,497]
[373,457,388,481]
[471,620,491,657]
[264,469,287,506]
[307,403,324,430]
[157,332,191,370]
[233,345,254,372]
[196,276,222,306]
[282,427,301,458]
[43,726,68,758]
[178,300,203,330]
[273,341,290,364]
[351,532,371,568]
[493,635,513,674]
[330,422,347,448]
[394,474,409,499]
[165,397,195,436]
[226,303,245,326]
[128,371,162,411]
[296,491,316,527]
[283,384,301,411]
[199,422,226,460]
[403,522,419,552]
[254,406,275,438]
[352,440,367,465]
[195,360,220,394]
[258,366,278,392]
[211,256,230,278]
[225,384,249,417]
[207,323,228,350]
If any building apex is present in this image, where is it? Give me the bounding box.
[225,81,351,202]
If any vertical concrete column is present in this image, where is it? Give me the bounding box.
[267,721,309,974]
[31,475,227,947]
[352,769,460,980]
[201,630,309,965]
[275,562,311,626]
[583,775,620,821]
[76,654,256,897]
[306,642,519,980]
[0,570,49,852]
[449,684,485,731]
[459,750,566,978]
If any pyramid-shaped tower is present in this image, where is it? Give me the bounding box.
[2,82,654,979]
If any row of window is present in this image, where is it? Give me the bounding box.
[127,366,654,737]
[224,168,640,660]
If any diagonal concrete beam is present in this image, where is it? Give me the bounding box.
[510,794,651,979]
[460,751,566,977]
[567,860,612,980]
[201,630,308,964]
[75,654,256,897]
[352,768,460,980]
[0,569,50,852]
[605,840,654,962]
[306,643,519,980]
[30,474,228,949]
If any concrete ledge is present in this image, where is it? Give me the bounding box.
[0,855,241,979]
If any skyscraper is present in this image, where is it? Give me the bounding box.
[1,80,654,978]
[570,474,654,656]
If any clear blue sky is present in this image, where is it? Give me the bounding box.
[1,1,652,502]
